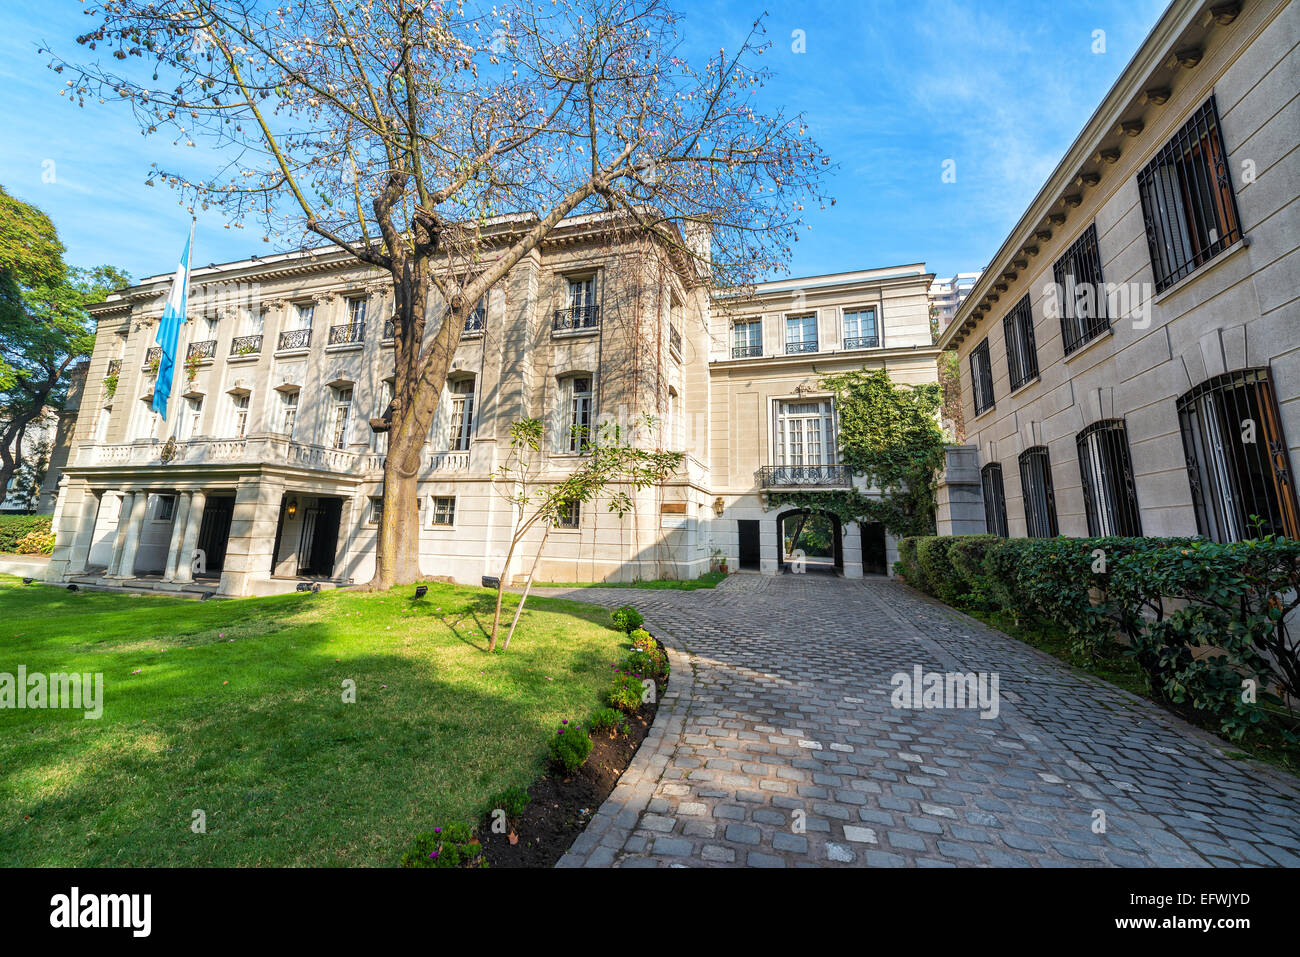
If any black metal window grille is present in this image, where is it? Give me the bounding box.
[1018,446,1059,538]
[1137,96,1243,293]
[1177,368,1299,542]
[556,499,580,529]
[186,339,217,360]
[731,320,762,358]
[328,322,366,345]
[970,338,995,415]
[981,463,1008,537]
[1002,294,1039,392]
[278,328,311,351]
[553,305,599,332]
[1076,419,1142,537]
[1053,222,1109,355]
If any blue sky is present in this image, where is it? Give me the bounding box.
[0,0,1169,284]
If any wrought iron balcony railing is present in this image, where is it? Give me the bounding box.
[107,359,122,377]
[229,335,262,357]
[553,305,599,333]
[785,340,818,355]
[143,347,162,368]
[731,343,762,359]
[278,328,312,351]
[842,336,879,350]
[186,339,217,360]
[757,464,851,489]
[328,322,366,345]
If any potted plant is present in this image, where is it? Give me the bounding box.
[103,372,119,400]
[184,353,202,383]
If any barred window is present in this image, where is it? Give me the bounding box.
[1018,447,1058,538]
[431,496,455,526]
[1177,368,1299,542]
[970,338,995,416]
[1053,223,1109,355]
[556,499,581,529]
[369,496,384,525]
[982,463,1008,537]
[1076,420,1142,537]
[1002,294,1038,392]
[1137,96,1243,293]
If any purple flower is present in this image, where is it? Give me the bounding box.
[561,719,568,725]
[434,827,441,833]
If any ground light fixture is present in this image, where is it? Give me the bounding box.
[414,584,428,599]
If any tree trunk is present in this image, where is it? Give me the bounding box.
[503,525,551,652]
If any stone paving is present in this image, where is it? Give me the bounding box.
[549,573,1300,868]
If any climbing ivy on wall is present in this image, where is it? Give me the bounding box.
[767,368,947,538]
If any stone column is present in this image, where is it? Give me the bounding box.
[66,490,102,576]
[218,479,283,596]
[162,491,193,582]
[115,491,149,580]
[172,490,206,584]
[935,444,987,537]
[106,490,136,577]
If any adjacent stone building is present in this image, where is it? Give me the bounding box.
[45,213,939,596]
[936,0,1298,544]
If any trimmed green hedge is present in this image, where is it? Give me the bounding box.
[896,534,1300,742]
[0,514,53,552]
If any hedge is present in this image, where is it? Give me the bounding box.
[896,533,1300,741]
[0,514,53,552]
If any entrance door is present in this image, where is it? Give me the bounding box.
[196,496,235,574]
[861,522,887,575]
[297,498,342,577]
[737,520,760,571]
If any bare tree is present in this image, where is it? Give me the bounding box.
[55,0,829,588]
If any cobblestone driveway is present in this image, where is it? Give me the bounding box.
[546,574,1300,868]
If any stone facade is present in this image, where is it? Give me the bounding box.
[46,216,939,596]
[935,0,1299,543]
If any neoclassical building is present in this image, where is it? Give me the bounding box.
[44,213,939,597]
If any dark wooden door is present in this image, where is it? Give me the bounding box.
[861,522,887,575]
[737,519,760,571]
[196,497,234,574]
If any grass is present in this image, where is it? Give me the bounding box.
[0,574,631,866]
[538,571,726,591]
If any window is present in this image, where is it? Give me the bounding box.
[295,303,315,329]
[155,495,176,522]
[1002,294,1038,392]
[230,393,249,438]
[201,316,219,339]
[556,277,597,331]
[447,378,474,451]
[842,308,878,349]
[1137,96,1243,293]
[970,338,994,416]
[555,499,580,529]
[346,297,367,327]
[330,386,353,449]
[180,396,203,440]
[1076,419,1142,537]
[776,399,836,466]
[732,319,762,358]
[246,308,266,336]
[431,496,455,526]
[785,314,817,354]
[1018,447,1058,538]
[666,388,680,450]
[465,297,487,335]
[565,376,593,452]
[1177,369,1299,542]
[374,380,393,454]
[94,406,112,444]
[981,463,1008,537]
[279,389,299,438]
[1053,223,1109,355]
[567,277,594,311]
[369,496,383,525]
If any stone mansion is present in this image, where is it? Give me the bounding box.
[44,212,940,597]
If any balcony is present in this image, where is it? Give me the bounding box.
[427,449,471,472]
[785,340,818,355]
[731,343,762,359]
[756,464,851,489]
[229,335,263,357]
[842,336,879,350]
[553,305,599,334]
[107,359,122,377]
[328,322,366,346]
[143,347,161,370]
[186,339,217,360]
[278,328,312,351]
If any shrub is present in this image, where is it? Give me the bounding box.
[588,707,629,736]
[0,514,52,552]
[15,530,55,555]
[610,605,643,634]
[947,535,1001,611]
[487,785,530,820]
[915,536,964,604]
[547,720,593,773]
[399,822,485,868]
[629,628,654,651]
[605,673,646,714]
[895,536,925,590]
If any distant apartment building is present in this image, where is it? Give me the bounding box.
[935,0,1299,544]
[44,214,938,596]
[929,272,982,332]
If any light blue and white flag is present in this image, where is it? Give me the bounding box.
[151,223,194,419]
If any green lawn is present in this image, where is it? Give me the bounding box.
[538,571,727,591]
[0,575,630,866]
